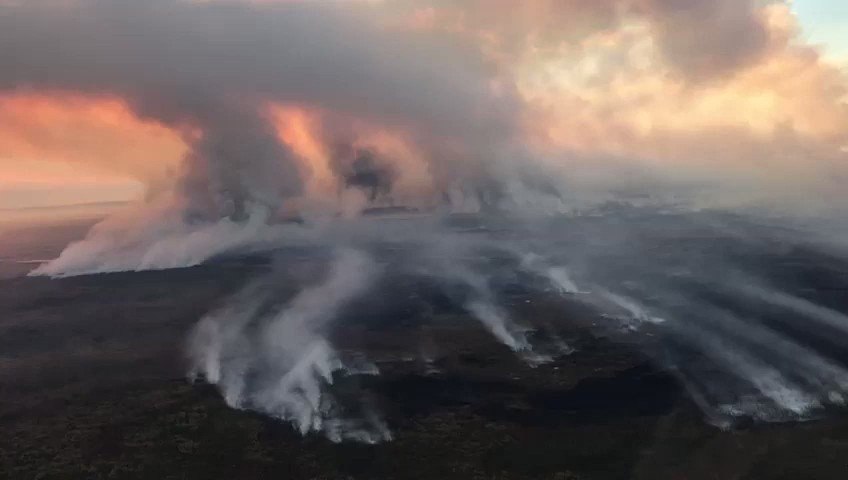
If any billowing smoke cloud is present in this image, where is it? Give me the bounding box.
[3,0,847,215]
[0,0,522,217]
[639,0,771,79]
[392,0,774,79]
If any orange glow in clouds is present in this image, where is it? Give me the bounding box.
[0,93,187,208]
[2,1,847,211]
[268,104,435,206]
[516,4,848,182]
[268,105,337,198]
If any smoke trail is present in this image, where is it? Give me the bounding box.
[465,299,529,352]
[596,290,667,328]
[741,284,848,337]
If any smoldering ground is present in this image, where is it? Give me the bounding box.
[28,207,847,443]
[7,210,848,479]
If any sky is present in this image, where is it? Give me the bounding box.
[794,0,848,61]
[0,0,846,212]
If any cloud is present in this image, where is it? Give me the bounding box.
[638,0,771,79]
[0,0,846,214]
[0,0,519,216]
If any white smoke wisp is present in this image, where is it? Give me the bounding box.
[465,300,529,353]
[519,253,582,294]
[432,252,533,352]
[188,248,391,443]
[596,290,667,329]
[450,258,566,365]
[546,267,581,295]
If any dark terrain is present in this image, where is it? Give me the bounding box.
[2,215,848,480]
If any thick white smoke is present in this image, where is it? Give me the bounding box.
[30,203,299,277]
[188,248,392,443]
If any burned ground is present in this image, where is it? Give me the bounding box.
[2,217,848,480]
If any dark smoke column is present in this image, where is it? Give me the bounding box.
[162,99,302,221]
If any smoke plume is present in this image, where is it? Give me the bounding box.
[5,0,848,442]
[189,248,392,443]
